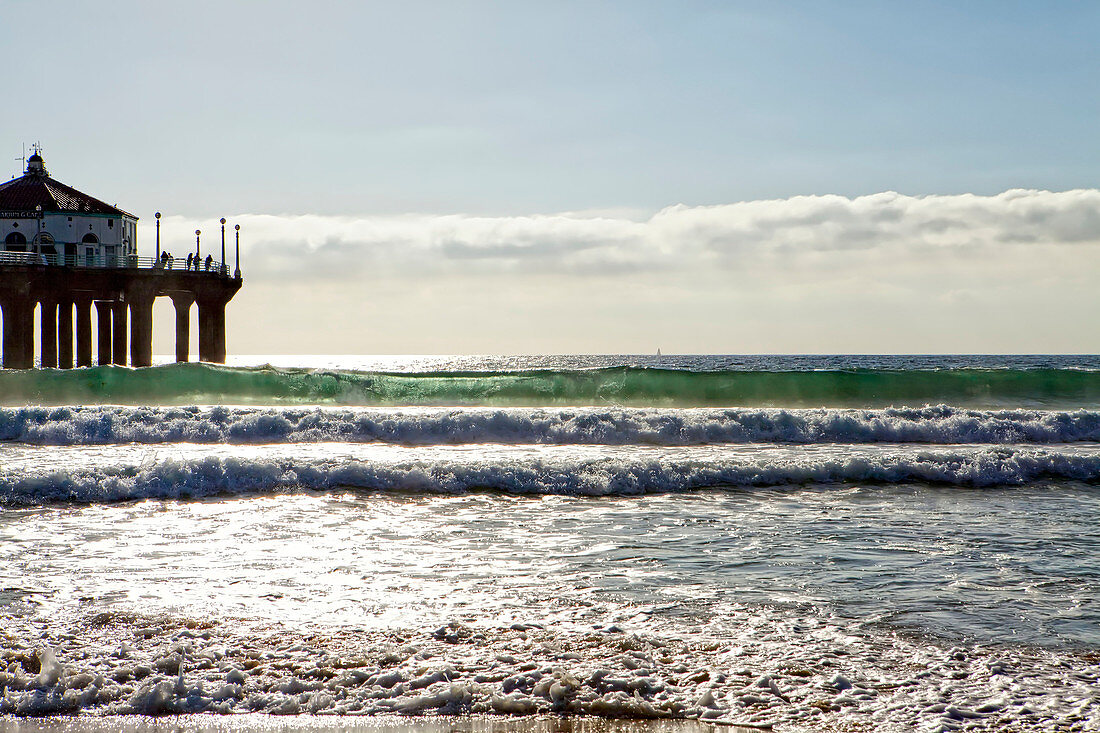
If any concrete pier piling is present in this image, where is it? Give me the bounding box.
[130,295,155,368]
[0,297,23,369]
[40,300,57,369]
[95,301,112,367]
[75,298,93,368]
[111,300,127,366]
[172,294,193,363]
[0,295,34,369]
[58,299,73,369]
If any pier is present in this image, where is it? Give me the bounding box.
[0,149,242,368]
[0,255,241,368]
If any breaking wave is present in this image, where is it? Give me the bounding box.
[3,448,1099,505]
[0,362,1099,408]
[2,404,1099,446]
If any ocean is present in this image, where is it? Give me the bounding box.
[1,355,1099,731]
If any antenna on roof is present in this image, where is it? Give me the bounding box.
[14,143,26,172]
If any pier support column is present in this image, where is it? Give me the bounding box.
[129,297,154,368]
[76,299,93,367]
[2,297,34,369]
[40,301,57,369]
[2,298,17,369]
[22,302,34,367]
[57,300,73,369]
[17,299,33,368]
[211,300,227,363]
[95,301,112,367]
[197,299,225,363]
[1,299,18,369]
[112,301,128,366]
[198,304,211,363]
[0,299,10,369]
[172,295,193,363]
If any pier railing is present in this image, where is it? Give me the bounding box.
[0,251,233,276]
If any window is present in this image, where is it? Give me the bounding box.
[82,233,98,244]
[4,232,28,252]
[108,219,113,228]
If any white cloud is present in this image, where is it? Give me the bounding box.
[141,190,1100,353]
[148,189,1100,282]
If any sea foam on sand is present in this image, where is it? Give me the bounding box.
[1,608,1096,732]
[4,714,732,733]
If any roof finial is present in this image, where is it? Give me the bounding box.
[26,143,46,176]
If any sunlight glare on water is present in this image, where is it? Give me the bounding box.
[3,482,1099,649]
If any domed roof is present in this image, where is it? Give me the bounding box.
[25,152,47,176]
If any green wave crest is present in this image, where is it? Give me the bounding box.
[1,363,1099,408]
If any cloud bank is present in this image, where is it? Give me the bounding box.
[144,189,1100,353]
[151,189,1100,281]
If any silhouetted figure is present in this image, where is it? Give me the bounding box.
[186,253,193,270]
[204,254,213,271]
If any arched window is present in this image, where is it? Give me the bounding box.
[5,232,28,245]
[82,233,99,244]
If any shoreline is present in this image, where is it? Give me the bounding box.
[0,716,765,733]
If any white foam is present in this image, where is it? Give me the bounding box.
[1,445,1099,506]
[4,610,1064,728]
[2,405,1099,447]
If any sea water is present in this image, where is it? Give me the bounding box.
[0,355,1098,731]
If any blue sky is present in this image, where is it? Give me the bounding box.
[5,1,1097,215]
[2,2,1098,352]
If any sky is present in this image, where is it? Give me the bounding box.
[2,1,1098,354]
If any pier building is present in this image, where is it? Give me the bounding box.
[0,150,242,368]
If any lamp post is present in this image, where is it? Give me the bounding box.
[234,224,241,279]
[195,229,201,270]
[220,217,226,275]
[155,212,161,261]
[34,205,42,255]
